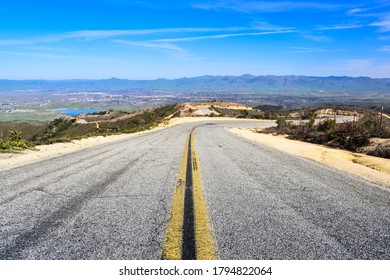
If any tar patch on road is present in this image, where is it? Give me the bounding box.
[162,128,218,260]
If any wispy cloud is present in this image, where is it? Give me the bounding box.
[24,46,72,52]
[152,30,296,43]
[104,0,187,9]
[39,30,142,42]
[0,51,81,60]
[347,8,364,15]
[0,30,145,45]
[112,39,193,59]
[289,47,340,54]
[36,29,216,43]
[370,15,390,32]
[40,28,260,42]
[0,39,33,46]
[347,1,390,17]
[193,1,347,13]
[315,24,364,30]
[379,45,390,52]
[251,21,293,31]
[0,27,287,46]
[111,29,297,59]
[302,34,331,42]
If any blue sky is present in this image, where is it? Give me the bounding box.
[1,0,390,79]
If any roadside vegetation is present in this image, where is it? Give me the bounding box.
[1,103,389,159]
[0,130,33,152]
[263,109,390,159]
[0,104,179,151]
[211,106,263,119]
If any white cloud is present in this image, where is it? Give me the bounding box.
[370,15,390,32]
[302,34,331,42]
[315,24,364,30]
[24,46,72,52]
[380,46,390,52]
[0,51,81,60]
[289,47,338,53]
[0,39,33,45]
[251,21,293,31]
[152,30,296,43]
[0,27,289,46]
[37,29,203,42]
[347,8,364,15]
[112,39,193,59]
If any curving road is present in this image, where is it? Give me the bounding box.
[0,120,389,259]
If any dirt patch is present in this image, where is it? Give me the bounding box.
[178,102,252,117]
[230,127,390,188]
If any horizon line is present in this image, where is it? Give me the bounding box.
[1,74,388,81]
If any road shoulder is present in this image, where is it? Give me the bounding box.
[0,123,173,171]
[229,127,390,189]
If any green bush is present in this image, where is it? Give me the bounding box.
[317,119,336,132]
[0,130,33,151]
[8,130,23,141]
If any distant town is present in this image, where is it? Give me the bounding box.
[0,75,389,121]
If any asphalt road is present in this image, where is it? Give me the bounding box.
[0,120,389,259]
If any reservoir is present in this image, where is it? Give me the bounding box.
[57,108,98,116]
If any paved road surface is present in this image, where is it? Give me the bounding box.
[0,120,389,259]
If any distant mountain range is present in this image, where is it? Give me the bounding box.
[1,75,390,96]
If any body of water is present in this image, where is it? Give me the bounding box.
[57,108,98,116]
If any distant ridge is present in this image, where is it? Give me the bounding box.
[1,75,390,96]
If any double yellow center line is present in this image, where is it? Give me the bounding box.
[162,128,219,260]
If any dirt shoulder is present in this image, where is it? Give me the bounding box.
[0,122,176,171]
[0,133,138,171]
[230,127,390,188]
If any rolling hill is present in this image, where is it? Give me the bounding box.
[1,75,390,96]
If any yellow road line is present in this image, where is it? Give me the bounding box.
[162,129,219,260]
[191,131,219,260]
[161,135,189,260]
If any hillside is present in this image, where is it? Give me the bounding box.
[0,101,263,150]
[262,108,390,158]
[2,102,389,159]
[0,104,179,148]
[1,75,390,96]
